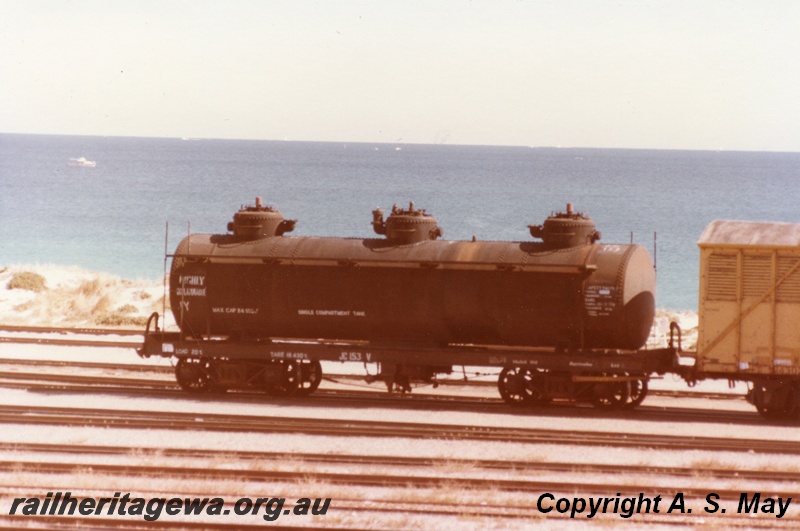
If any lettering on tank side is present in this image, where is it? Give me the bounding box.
[585,285,617,317]
[176,275,207,297]
[297,309,367,317]
[601,245,624,254]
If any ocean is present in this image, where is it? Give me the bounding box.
[2,133,799,310]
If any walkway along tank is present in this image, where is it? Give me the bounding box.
[139,198,678,409]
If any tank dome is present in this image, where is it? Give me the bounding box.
[372,202,443,244]
[529,203,601,249]
[227,197,296,241]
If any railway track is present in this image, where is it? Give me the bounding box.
[3,458,799,511]
[0,342,748,402]
[0,352,763,429]
[0,331,792,528]
[0,325,143,336]
[0,371,764,431]
[0,325,741,405]
[0,325,142,350]
[1,508,795,530]
[0,516,338,531]
[0,403,796,454]
[0,500,800,531]
[4,438,800,528]
[2,327,797,529]
[3,441,800,485]
[3,444,799,529]
[0,378,766,429]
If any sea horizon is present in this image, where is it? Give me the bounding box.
[3,131,798,155]
[3,133,800,310]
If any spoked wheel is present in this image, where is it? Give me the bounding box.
[592,377,631,410]
[624,376,649,409]
[752,382,798,420]
[498,367,546,406]
[264,360,300,397]
[175,358,213,393]
[295,360,323,396]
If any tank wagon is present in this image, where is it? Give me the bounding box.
[140,198,678,409]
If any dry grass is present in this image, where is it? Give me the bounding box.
[1,265,165,327]
[7,271,47,292]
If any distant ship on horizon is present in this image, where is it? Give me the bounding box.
[67,157,96,168]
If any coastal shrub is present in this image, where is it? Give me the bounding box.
[92,294,113,314]
[7,271,47,292]
[94,304,146,326]
[13,301,34,312]
[95,310,147,327]
[79,278,103,297]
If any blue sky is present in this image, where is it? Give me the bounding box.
[2,0,799,150]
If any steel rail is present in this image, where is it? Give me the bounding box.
[0,507,795,531]
[0,377,756,428]
[5,459,800,503]
[0,355,747,401]
[0,357,172,373]
[0,510,795,530]
[0,404,797,454]
[0,370,174,388]
[0,336,140,349]
[0,515,355,531]
[2,441,799,485]
[0,325,143,336]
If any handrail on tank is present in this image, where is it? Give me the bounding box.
[137,312,161,358]
[146,311,160,335]
[668,321,682,352]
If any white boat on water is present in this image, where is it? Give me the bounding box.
[67,157,97,168]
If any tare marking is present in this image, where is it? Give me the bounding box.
[270,351,309,360]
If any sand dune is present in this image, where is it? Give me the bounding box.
[0,265,166,328]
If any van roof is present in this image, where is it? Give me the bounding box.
[699,220,800,248]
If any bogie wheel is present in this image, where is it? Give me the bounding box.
[295,360,323,396]
[498,367,545,406]
[753,382,799,420]
[592,378,631,409]
[175,358,213,393]
[624,377,649,409]
[265,360,300,397]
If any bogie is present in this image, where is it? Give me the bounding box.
[749,380,799,420]
[172,357,324,397]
